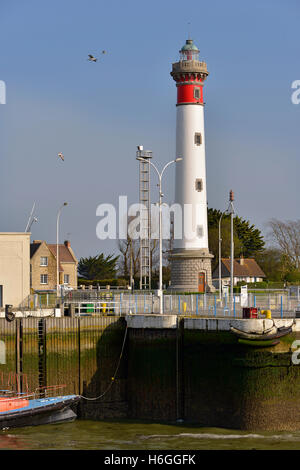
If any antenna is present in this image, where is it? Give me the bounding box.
[27,217,38,232]
[25,202,38,232]
[187,21,191,40]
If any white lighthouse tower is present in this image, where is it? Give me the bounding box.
[170,39,214,293]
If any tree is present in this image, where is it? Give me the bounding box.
[255,248,285,281]
[234,216,265,257]
[268,219,300,271]
[117,236,140,279]
[207,208,265,270]
[78,253,119,280]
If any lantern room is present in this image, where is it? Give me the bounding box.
[179,39,200,61]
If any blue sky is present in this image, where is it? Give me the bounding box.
[0,0,299,259]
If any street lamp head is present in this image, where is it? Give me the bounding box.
[63,202,68,206]
[136,156,144,161]
[175,157,183,162]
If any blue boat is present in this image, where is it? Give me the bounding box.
[0,385,80,429]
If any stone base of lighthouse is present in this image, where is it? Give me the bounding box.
[169,248,216,293]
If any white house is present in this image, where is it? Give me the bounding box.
[212,257,266,288]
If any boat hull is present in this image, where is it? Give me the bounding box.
[230,326,292,341]
[238,338,281,348]
[0,395,80,429]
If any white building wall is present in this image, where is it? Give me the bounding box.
[0,233,30,308]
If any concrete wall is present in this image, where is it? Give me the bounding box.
[126,320,300,430]
[0,233,30,308]
[1,314,300,431]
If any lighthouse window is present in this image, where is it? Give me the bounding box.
[197,225,204,238]
[194,133,202,146]
[194,87,201,100]
[195,179,203,192]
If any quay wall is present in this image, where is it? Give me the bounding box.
[1,315,300,430]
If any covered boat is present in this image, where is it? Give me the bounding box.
[230,319,294,347]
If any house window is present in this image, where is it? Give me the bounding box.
[194,87,201,100]
[194,133,202,146]
[64,274,70,285]
[40,257,48,266]
[40,274,48,285]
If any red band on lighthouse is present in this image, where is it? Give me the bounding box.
[177,83,204,105]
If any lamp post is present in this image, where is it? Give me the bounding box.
[56,202,68,294]
[218,193,235,303]
[228,190,235,307]
[136,156,182,314]
[218,210,228,300]
[227,190,234,308]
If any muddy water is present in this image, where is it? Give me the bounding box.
[1,420,300,450]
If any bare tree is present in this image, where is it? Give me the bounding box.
[268,218,300,270]
[117,236,140,279]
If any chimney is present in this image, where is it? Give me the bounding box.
[64,240,71,248]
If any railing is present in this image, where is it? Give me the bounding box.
[19,293,58,310]
[172,60,208,73]
[13,289,300,317]
[62,291,300,318]
[0,384,67,402]
[77,285,128,291]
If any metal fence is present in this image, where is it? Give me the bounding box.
[62,290,300,318]
[19,293,58,310]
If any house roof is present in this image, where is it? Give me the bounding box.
[30,241,77,272]
[30,242,41,258]
[47,244,76,263]
[212,258,266,279]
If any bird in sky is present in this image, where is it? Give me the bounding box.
[58,152,64,161]
[88,54,97,62]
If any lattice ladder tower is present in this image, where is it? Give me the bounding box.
[137,149,152,290]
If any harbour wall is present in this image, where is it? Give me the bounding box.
[1,315,300,430]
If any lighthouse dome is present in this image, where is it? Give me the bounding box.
[180,39,199,52]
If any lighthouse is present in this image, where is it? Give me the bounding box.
[169,39,214,293]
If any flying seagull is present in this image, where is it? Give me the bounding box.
[58,152,64,161]
[88,54,97,62]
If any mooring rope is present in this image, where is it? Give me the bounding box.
[79,325,128,401]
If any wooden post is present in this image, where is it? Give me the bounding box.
[78,317,81,395]
[15,320,23,394]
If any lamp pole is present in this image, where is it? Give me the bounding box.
[218,209,231,300]
[136,156,182,314]
[218,212,224,300]
[56,202,68,294]
[228,190,235,307]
